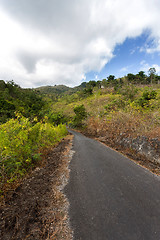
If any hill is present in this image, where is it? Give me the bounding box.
[35,82,87,96]
[0,80,45,123]
[48,78,160,169]
[36,84,72,95]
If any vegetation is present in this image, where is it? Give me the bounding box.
[1,67,160,199]
[0,115,67,183]
[47,68,160,143]
[0,80,45,123]
[0,116,67,198]
[72,104,87,127]
[0,81,68,199]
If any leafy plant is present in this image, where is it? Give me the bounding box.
[137,89,157,107]
[48,112,67,125]
[73,104,87,127]
[0,116,67,193]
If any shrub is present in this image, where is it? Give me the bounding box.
[137,89,157,107]
[73,104,87,127]
[0,116,67,190]
[48,112,67,125]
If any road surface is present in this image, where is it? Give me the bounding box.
[65,130,160,240]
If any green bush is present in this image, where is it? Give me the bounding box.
[137,89,157,107]
[48,112,67,125]
[73,104,87,127]
[0,116,67,186]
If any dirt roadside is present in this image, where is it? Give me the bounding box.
[0,135,73,240]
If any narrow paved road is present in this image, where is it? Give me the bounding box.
[65,130,160,240]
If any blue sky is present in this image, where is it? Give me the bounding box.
[86,32,160,82]
[0,0,160,88]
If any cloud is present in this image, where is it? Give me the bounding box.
[140,61,160,75]
[0,0,160,87]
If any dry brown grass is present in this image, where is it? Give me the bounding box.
[85,111,160,141]
[83,111,160,174]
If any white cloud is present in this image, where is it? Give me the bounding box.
[140,60,160,75]
[120,67,129,73]
[0,0,160,87]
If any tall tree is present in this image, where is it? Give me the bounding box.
[148,68,156,84]
[127,73,136,84]
[136,71,146,84]
[107,75,117,86]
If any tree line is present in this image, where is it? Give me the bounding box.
[87,68,159,88]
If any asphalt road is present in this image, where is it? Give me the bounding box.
[65,130,160,240]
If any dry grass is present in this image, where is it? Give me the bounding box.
[83,111,160,175]
[85,110,160,141]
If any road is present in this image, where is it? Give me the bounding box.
[65,130,160,240]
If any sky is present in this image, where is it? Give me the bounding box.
[0,0,160,88]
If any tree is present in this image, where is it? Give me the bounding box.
[0,80,6,90]
[83,88,93,96]
[107,75,115,83]
[138,71,146,78]
[127,73,136,84]
[101,79,107,88]
[80,82,87,88]
[86,80,97,90]
[73,104,87,127]
[136,71,146,84]
[48,112,66,125]
[96,81,101,89]
[106,75,119,87]
[148,68,156,84]
[155,75,160,84]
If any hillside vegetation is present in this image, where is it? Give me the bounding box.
[45,68,160,169]
[51,83,160,137]
[0,81,68,201]
[1,68,160,199]
[49,71,160,136]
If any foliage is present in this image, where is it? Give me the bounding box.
[86,80,97,89]
[0,116,67,193]
[48,112,67,125]
[36,84,71,95]
[107,75,118,86]
[73,104,87,127]
[1,70,159,197]
[137,89,157,107]
[117,85,138,101]
[104,98,125,111]
[127,73,136,84]
[0,80,45,123]
[79,88,93,98]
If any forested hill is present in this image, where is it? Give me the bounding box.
[1,67,160,125]
[35,82,87,96]
[0,80,44,123]
[36,85,72,95]
[0,80,86,123]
